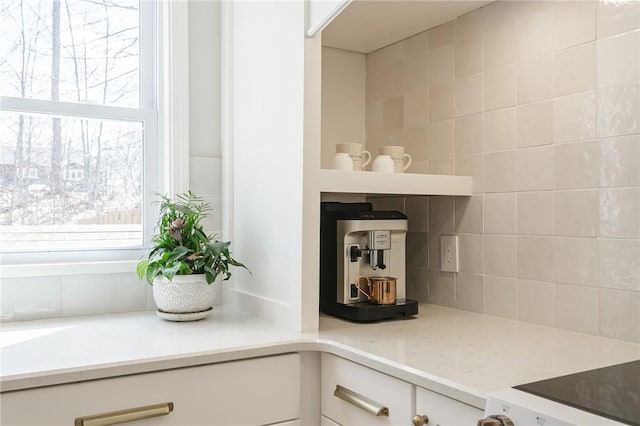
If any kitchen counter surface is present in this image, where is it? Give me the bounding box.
[2,304,639,408]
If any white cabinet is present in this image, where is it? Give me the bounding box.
[1,354,300,426]
[415,386,483,426]
[321,353,413,425]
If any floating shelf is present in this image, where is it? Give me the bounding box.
[318,169,472,196]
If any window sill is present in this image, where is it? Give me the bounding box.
[1,260,138,278]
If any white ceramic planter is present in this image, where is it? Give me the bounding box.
[152,274,218,320]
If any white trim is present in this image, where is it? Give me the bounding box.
[306,0,352,37]
[159,0,190,196]
[221,1,233,244]
[1,260,138,278]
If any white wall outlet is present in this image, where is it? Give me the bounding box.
[440,235,459,272]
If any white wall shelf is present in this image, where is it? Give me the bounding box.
[318,169,472,196]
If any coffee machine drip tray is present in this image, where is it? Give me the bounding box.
[323,298,419,322]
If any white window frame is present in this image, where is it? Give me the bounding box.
[0,1,189,278]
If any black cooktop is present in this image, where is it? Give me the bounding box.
[514,360,640,425]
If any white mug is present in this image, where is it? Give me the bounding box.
[372,155,394,173]
[379,146,412,173]
[336,143,371,171]
[332,153,353,171]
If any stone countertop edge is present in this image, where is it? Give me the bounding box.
[2,304,639,410]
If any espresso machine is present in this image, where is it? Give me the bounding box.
[320,202,419,322]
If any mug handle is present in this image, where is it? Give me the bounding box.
[353,276,372,300]
[403,153,412,171]
[361,151,372,169]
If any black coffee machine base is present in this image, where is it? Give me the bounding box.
[322,299,419,323]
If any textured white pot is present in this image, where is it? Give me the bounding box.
[152,274,217,315]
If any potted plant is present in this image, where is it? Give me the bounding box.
[137,191,247,321]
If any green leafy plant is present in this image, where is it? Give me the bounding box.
[137,191,247,284]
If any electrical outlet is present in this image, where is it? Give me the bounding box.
[440,235,459,272]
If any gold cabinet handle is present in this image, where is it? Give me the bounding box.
[333,384,389,417]
[413,414,429,425]
[74,402,174,426]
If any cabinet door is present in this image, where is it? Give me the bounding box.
[321,353,412,426]
[1,354,300,426]
[415,386,483,426]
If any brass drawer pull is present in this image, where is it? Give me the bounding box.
[74,402,174,426]
[334,384,389,417]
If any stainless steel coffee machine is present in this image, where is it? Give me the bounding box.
[320,202,418,322]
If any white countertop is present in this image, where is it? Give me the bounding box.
[2,304,639,408]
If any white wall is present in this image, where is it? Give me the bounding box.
[321,47,366,169]
[225,0,311,331]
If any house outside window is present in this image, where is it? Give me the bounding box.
[0,0,158,257]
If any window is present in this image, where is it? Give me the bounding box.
[0,0,158,259]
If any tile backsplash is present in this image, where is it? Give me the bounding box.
[362,0,639,342]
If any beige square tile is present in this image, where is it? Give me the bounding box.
[404,88,428,128]
[555,190,598,237]
[403,127,428,162]
[407,267,429,302]
[484,193,517,234]
[458,233,484,274]
[455,74,484,117]
[597,83,640,138]
[518,191,554,236]
[455,113,483,155]
[405,196,429,232]
[517,146,555,191]
[598,135,640,188]
[428,233,441,270]
[366,48,386,72]
[517,236,555,282]
[485,235,517,278]
[484,22,516,70]
[517,8,554,60]
[455,7,485,41]
[599,239,640,292]
[429,158,454,175]
[518,54,554,104]
[555,43,596,97]
[484,150,516,193]
[455,36,483,78]
[553,92,597,144]
[599,288,640,343]
[407,232,429,268]
[484,107,517,152]
[555,140,596,190]
[554,237,598,286]
[427,120,454,159]
[429,83,455,122]
[597,30,640,89]
[429,196,455,233]
[366,63,403,103]
[429,21,455,49]
[484,65,517,112]
[428,269,455,307]
[484,275,517,319]
[518,100,553,148]
[404,30,429,59]
[404,53,429,91]
[456,273,484,313]
[556,283,599,335]
[553,0,596,51]
[382,96,404,131]
[515,1,554,18]
[598,188,640,238]
[366,101,383,135]
[428,43,455,87]
[455,154,484,194]
[455,195,484,233]
[597,0,640,38]
[410,160,429,174]
[518,279,556,327]
[483,1,517,31]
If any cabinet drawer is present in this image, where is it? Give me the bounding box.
[1,353,300,426]
[416,386,483,426]
[321,353,412,426]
